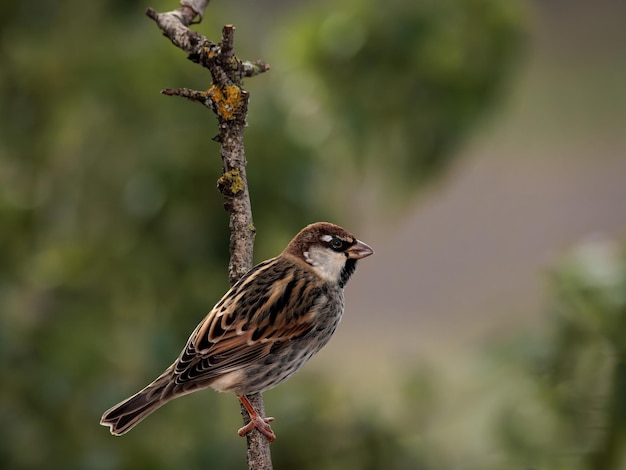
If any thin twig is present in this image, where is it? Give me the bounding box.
[146,2,272,469]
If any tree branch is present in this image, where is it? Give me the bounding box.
[146,2,272,469]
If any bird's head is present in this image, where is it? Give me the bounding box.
[283,222,374,287]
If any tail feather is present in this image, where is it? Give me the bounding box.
[101,369,174,436]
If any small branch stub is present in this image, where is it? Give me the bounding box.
[179,0,207,22]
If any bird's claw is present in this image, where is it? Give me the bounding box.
[237,415,276,443]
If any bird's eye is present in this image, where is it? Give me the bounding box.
[330,238,343,250]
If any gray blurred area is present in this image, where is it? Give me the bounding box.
[335,0,626,363]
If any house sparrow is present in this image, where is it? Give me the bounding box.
[100,222,373,442]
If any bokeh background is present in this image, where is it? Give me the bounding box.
[1,0,625,468]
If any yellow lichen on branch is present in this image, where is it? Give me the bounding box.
[207,84,243,120]
[204,46,216,59]
[218,169,245,195]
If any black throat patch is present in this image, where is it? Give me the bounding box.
[339,259,357,288]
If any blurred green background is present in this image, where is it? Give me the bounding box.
[1,0,625,468]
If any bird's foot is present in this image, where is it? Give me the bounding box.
[237,414,276,442]
[237,395,276,443]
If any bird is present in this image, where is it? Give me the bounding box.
[100,222,373,442]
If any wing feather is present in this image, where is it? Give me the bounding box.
[172,256,325,387]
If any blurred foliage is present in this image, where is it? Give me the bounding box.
[483,237,626,470]
[259,0,525,208]
[0,0,526,468]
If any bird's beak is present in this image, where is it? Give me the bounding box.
[346,240,374,259]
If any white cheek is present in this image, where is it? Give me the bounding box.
[306,246,346,283]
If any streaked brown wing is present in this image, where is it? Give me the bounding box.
[172,256,325,386]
